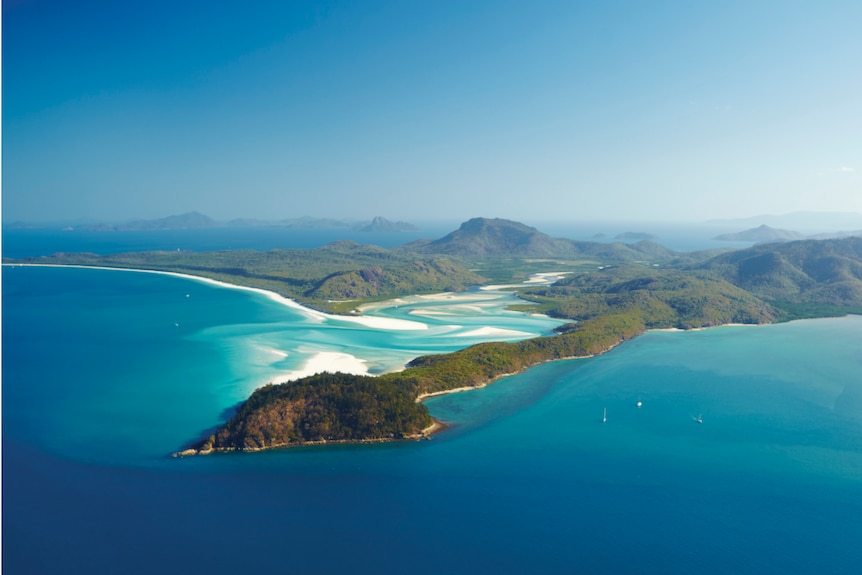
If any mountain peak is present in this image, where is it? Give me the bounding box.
[414,217,564,257]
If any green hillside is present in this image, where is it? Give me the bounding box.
[521,266,778,329]
[698,237,862,306]
[7,241,485,312]
[403,217,680,261]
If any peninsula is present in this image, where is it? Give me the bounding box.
[8,218,862,454]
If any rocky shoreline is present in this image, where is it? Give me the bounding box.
[173,419,448,457]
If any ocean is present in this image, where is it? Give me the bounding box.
[3,228,861,574]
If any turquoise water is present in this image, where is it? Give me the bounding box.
[3,265,862,574]
[2,266,563,465]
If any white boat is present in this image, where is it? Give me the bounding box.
[692,413,702,423]
[602,407,607,423]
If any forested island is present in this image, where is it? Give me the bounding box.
[8,218,862,454]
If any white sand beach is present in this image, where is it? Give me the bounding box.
[480,271,572,291]
[270,351,370,383]
[453,326,533,338]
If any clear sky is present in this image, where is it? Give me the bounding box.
[3,0,861,223]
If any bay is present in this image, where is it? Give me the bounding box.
[3,263,862,574]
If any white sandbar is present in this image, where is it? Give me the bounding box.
[454,326,534,338]
[480,271,571,291]
[271,351,369,383]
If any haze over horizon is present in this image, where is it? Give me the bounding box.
[4,0,861,224]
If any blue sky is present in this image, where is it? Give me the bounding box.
[3,0,861,223]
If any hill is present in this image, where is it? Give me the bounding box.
[520,267,778,329]
[192,373,434,452]
[404,217,677,261]
[8,240,484,312]
[405,217,569,257]
[698,237,862,306]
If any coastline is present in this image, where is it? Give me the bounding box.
[415,354,599,403]
[181,346,614,457]
[648,323,761,333]
[413,321,768,404]
[173,418,450,457]
[3,263,428,331]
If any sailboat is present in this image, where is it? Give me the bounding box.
[602,407,607,423]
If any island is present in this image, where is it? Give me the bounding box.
[714,224,805,242]
[352,216,420,232]
[614,231,659,241]
[57,211,422,233]
[8,218,862,454]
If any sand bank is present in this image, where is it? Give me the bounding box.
[453,326,533,338]
[480,271,572,291]
[271,351,370,383]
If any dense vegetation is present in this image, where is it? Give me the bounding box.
[402,217,683,261]
[520,266,778,328]
[7,241,485,312]
[195,373,433,452]
[696,237,862,306]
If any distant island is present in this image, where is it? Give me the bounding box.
[707,211,862,231]
[67,211,219,232]
[352,216,420,233]
[614,231,659,241]
[715,224,862,243]
[8,217,862,454]
[44,211,420,233]
[714,224,806,242]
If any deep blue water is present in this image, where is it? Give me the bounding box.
[3,231,862,575]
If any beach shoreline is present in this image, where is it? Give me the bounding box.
[648,323,762,333]
[4,263,429,331]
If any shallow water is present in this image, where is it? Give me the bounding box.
[2,266,563,465]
